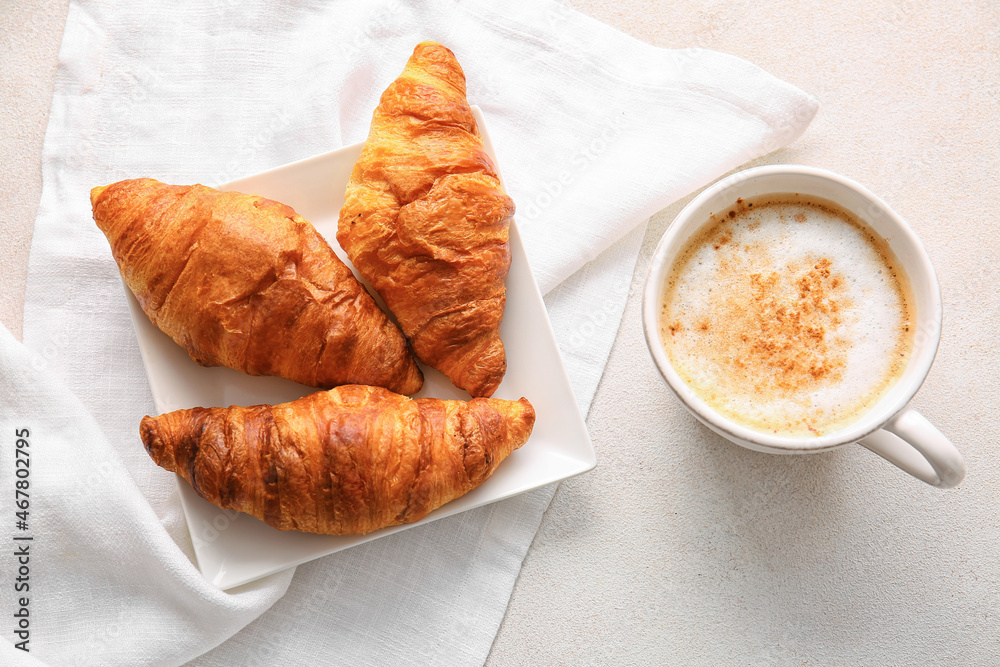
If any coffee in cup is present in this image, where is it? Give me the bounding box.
[642,165,965,487]
[657,194,914,438]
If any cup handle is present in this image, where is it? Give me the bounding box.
[858,407,966,488]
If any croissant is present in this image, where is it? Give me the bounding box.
[337,41,514,398]
[140,385,534,535]
[92,178,423,394]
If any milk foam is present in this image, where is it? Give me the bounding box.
[659,195,914,437]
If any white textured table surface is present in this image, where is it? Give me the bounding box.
[4,1,999,664]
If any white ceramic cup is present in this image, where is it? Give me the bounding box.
[642,165,965,488]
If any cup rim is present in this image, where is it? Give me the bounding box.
[642,164,942,453]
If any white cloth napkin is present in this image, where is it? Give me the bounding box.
[8,0,816,664]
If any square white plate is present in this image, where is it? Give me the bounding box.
[125,108,595,589]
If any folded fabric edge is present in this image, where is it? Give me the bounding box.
[463,0,819,133]
[545,218,649,416]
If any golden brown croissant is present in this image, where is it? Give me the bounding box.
[92,178,423,394]
[140,385,534,535]
[337,41,514,398]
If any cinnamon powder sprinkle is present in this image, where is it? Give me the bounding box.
[736,257,848,394]
[659,196,913,437]
[713,229,732,250]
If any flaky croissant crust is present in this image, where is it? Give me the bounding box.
[337,41,514,398]
[92,178,423,394]
[140,385,535,535]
